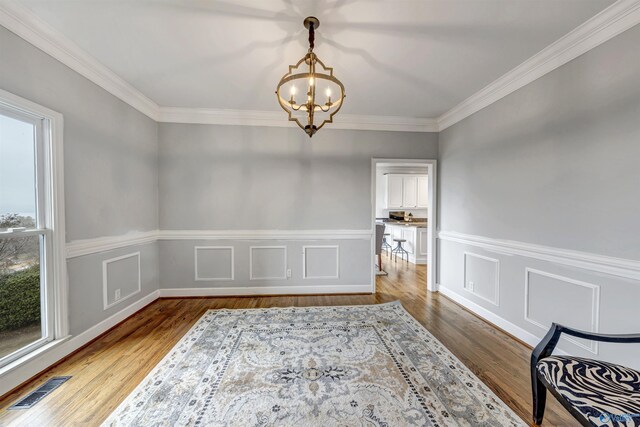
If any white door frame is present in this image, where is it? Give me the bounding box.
[371,158,438,293]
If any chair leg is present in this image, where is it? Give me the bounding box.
[532,374,547,425]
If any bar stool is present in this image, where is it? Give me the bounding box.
[391,238,409,262]
[382,233,392,254]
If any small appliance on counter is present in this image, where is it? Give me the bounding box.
[388,211,405,221]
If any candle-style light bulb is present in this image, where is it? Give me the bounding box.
[309,77,315,86]
[288,85,297,104]
[325,87,332,106]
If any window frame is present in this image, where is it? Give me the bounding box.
[0,88,68,371]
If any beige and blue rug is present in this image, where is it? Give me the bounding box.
[102,302,526,426]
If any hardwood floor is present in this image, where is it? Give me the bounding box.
[0,254,578,426]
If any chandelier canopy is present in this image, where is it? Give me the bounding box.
[276,17,346,137]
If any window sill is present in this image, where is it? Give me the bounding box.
[0,335,71,378]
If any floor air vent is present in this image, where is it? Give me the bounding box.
[9,376,71,410]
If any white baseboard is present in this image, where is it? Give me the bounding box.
[437,285,541,348]
[159,285,373,297]
[0,290,160,398]
[437,285,571,356]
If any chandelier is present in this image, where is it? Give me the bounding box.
[276,17,346,137]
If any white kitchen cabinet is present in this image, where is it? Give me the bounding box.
[385,174,427,209]
[402,176,417,208]
[387,175,404,208]
[417,176,429,208]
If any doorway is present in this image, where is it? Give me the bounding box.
[370,159,437,293]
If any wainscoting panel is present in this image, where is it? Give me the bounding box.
[102,252,141,310]
[525,268,600,353]
[158,238,372,293]
[195,246,234,281]
[419,229,428,256]
[250,246,287,280]
[437,236,640,369]
[463,252,499,306]
[303,246,339,279]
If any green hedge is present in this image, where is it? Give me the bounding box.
[0,265,41,332]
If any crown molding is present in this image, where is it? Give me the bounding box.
[158,107,439,132]
[438,0,640,130]
[333,114,439,133]
[158,107,289,127]
[0,1,160,120]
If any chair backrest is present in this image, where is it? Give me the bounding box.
[375,223,385,255]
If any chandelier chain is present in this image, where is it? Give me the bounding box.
[308,22,315,52]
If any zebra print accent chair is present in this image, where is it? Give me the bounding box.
[531,323,640,426]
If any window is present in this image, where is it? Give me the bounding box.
[0,89,66,370]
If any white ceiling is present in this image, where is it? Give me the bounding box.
[10,0,615,119]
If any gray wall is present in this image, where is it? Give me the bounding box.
[159,124,437,230]
[0,26,160,335]
[438,25,640,368]
[158,124,437,291]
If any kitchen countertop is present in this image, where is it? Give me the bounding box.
[377,220,428,228]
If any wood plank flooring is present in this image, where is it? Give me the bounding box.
[0,254,578,426]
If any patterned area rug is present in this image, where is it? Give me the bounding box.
[102,302,526,426]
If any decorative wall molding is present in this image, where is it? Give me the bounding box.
[5,1,638,133]
[303,245,340,280]
[158,229,373,241]
[0,1,160,120]
[66,230,158,259]
[463,252,500,306]
[438,0,640,130]
[438,230,640,281]
[524,268,600,354]
[194,246,234,281]
[102,252,142,310]
[66,229,372,259]
[249,246,287,281]
[158,285,371,297]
